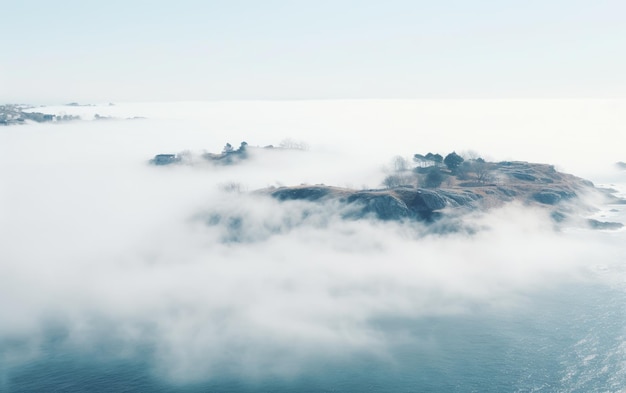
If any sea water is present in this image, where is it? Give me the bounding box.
[4,276,625,392]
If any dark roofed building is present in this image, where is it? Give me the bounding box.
[151,154,179,165]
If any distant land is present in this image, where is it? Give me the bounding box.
[0,104,61,125]
[0,103,130,125]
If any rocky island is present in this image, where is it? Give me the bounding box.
[260,153,624,230]
[150,146,624,231]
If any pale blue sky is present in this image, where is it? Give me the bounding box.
[1,0,625,103]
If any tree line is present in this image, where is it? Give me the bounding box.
[383,151,495,189]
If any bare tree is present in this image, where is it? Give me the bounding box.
[464,158,495,184]
[382,173,414,188]
[473,159,494,184]
[391,155,410,172]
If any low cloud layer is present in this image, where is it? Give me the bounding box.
[1,101,625,385]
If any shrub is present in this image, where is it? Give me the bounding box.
[423,167,445,188]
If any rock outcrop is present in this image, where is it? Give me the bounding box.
[260,161,624,228]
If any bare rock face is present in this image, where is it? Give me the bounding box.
[271,186,332,202]
[349,193,411,220]
[265,186,461,221]
[394,188,449,212]
[264,186,474,221]
[533,191,563,205]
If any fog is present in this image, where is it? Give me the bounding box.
[1,100,625,384]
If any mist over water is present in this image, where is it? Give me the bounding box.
[1,100,626,391]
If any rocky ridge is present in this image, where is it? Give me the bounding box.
[260,161,624,229]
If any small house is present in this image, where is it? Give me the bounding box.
[152,154,179,165]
